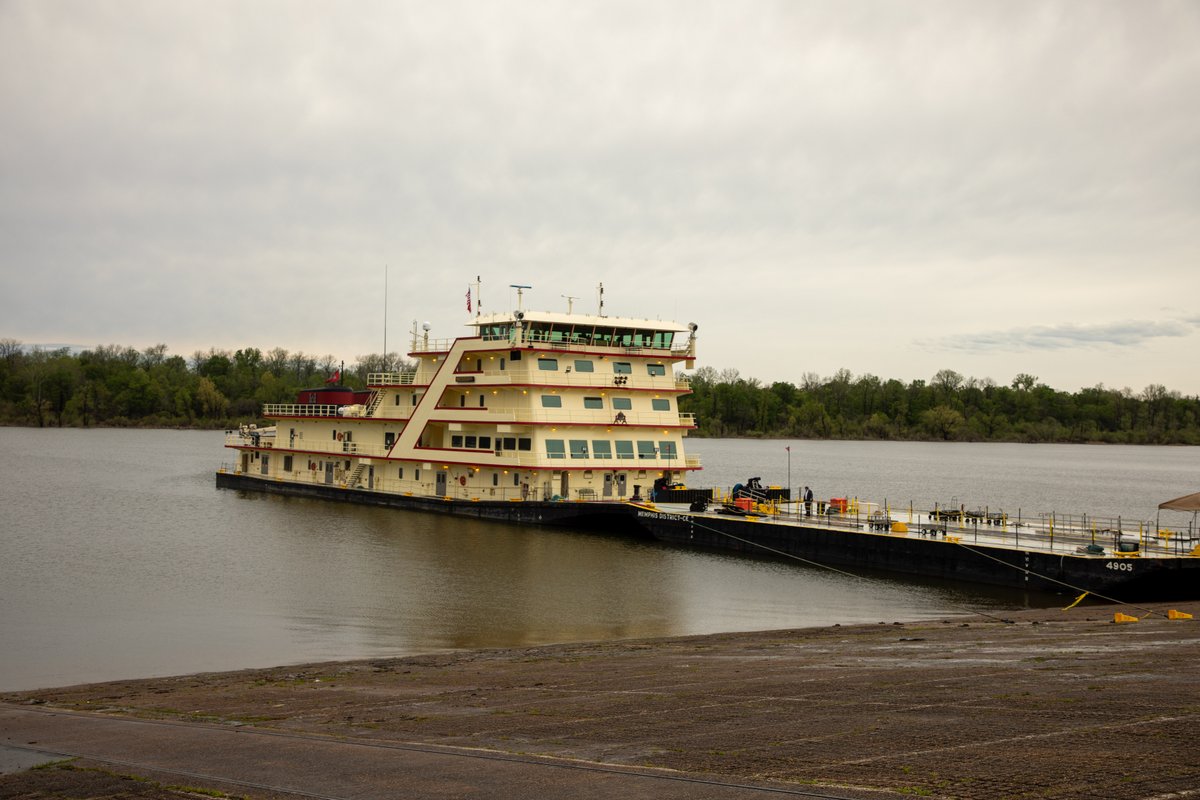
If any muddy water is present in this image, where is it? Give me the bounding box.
[3,429,1195,691]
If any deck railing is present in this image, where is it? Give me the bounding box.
[367,371,418,386]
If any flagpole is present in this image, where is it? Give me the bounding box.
[786,446,791,514]
[383,265,388,369]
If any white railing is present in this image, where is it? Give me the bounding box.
[262,404,341,418]
[367,371,418,386]
[430,408,696,427]
[410,337,455,353]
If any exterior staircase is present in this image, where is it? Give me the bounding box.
[362,390,384,418]
[344,462,368,489]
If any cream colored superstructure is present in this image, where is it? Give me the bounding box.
[226,307,701,502]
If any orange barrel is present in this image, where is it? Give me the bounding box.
[831,497,848,513]
[735,497,754,511]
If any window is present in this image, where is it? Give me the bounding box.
[500,357,505,370]
[541,395,562,408]
[385,432,396,448]
[659,441,677,460]
[283,455,293,471]
[478,436,491,449]
[464,435,477,448]
[479,395,485,407]
[613,362,632,374]
[637,441,657,459]
[615,440,634,460]
[395,395,400,405]
[514,472,520,486]
[583,397,603,409]
[398,467,404,479]
[518,437,532,451]
[651,398,671,411]
[612,397,632,410]
[492,473,499,486]
[569,440,588,459]
[415,468,420,480]
[574,360,594,372]
[538,358,558,371]
[451,435,464,448]
[546,439,566,459]
[592,440,612,459]
[503,437,517,451]
[647,364,666,376]
[332,429,338,441]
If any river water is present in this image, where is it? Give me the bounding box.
[2,429,1197,692]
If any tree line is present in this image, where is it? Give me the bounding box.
[679,367,1200,444]
[2,339,1198,443]
[0,340,409,429]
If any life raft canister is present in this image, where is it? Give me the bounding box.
[459,475,467,486]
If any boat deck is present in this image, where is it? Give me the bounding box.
[643,501,1200,560]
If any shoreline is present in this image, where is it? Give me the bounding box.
[5,601,1199,798]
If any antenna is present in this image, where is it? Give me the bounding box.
[510,284,532,312]
[561,294,578,314]
[597,282,605,317]
[474,275,482,317]
[383,264,388,368]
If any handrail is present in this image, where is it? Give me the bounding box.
[367,371,418,386]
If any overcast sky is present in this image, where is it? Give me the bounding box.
[3,1,1198,394]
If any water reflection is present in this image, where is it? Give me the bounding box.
[5,429,1161,692]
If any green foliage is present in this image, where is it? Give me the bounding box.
[680,367,1200,444]
[0,340,410,429]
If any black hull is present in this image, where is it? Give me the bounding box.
[625,507,1200,602]
[216,472,1200,601]
[215,470,636,532]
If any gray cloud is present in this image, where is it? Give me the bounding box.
[2,1,1199,392]
[920,318,1200,353]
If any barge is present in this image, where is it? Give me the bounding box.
[216,285,1200,601]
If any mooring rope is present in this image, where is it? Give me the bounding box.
[684,516,1018,624]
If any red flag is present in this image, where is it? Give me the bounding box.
[466,287,472,312]
[324,369,340,384]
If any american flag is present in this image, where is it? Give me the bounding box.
[466,287,471,312]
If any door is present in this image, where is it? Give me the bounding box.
[560,472,569,499]
[260,454,270,476]
[616,473,627,497]
[368,466,375,490]
[324,462,334,485]
[436,471,448,496]
[603,473,613,498]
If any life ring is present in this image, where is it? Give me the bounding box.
[459,475,467,486]
[337,432,344,441]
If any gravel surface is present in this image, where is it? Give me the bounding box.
[4,601,1199,799]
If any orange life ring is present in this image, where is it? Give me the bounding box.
[459,475,467,486]
[337,432,344,441]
